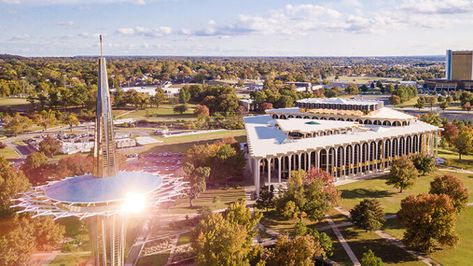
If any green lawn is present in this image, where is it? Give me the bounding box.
[438,148,473,171]
[48,252,91,266]
[395,96,419,108]
[136,253,169,266]
[332,76,402,85]
[337,171,473,214]
[0,146,19,160]
[141,130,246,153]
[163,187,246,215]
[177,231,192,246]
[0,97,30,107]
[121,104,197,122]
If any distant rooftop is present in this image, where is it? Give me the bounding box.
[296,98,382,106]
[276,118,358,134]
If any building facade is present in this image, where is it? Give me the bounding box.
[446,50,473,81]
[244,98,441,196]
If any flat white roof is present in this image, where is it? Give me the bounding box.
[297,98,381,106]
[266,106,415,121]
[244,115,439,158]
[276,119,358,134]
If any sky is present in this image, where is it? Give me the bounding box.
[1,0,473,57]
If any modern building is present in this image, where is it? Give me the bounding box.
[244,98,441,196]
[12,36,186,266]
[446,50,473,80]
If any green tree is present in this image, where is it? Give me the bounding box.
[38,135,61,157]
[398,193,458,253]
[225,199,262,242]
[390,95,401,105]
[361,249,384,266]
[426,96,437,111]
[411,154,435,176]
[2,113,33,136]
[452,126,473,160]
[151,87,166,108]
[33,110,57,131]
[179,87,191,103]
[0,218,35,266]
[255,185,275,211]
[350,199,385,231]
[430,175,468,212]
[440,101,449,111]
[63,113,79,129]
[267,235,323,266]
[173,104,188,114]
[414,97,425,110]
[386,156,418,193]
[183,162,210,207]
[0,157,30,216]
[345,84,360,95]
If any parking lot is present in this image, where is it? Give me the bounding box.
[125,152,184,175]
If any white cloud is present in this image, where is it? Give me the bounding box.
[401,0,473,14]
[9,33,30,41]
[58,20,74,26]
[116,26,172,37]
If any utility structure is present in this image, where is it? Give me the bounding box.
[12,36,186,266]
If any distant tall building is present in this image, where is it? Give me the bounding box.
[446,49,473,80]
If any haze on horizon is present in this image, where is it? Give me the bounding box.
[1,0,473,57]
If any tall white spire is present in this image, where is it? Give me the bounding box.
[93,35,118,177]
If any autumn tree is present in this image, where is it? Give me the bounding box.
[397,193,458,253]
[277,169,339,222]
[33,110,57,131]
[194,104,210,118]
[426,96,437,111]
[389,95,401,105]
[0,218,35,266]
[150,87,166,108]
[440,101,449,111]
[267,235,323,266]
[225,199,262,243]
[452,126,473,160]
[183,162,210,207]
[442,122,459,144]
[21,152,52,185]
[386,156,418,193]
[55,155,94,179]
[361,250,384,266]
[38,135,61,157]
[63,113,80,129]
[0,157,30,216]
[2,113,33,136]
[345,84,360,95]
[350,199,385,231]
[463,102,471,112]
[430,175,468,212]
[411,154,435,176]
[414,97,425,110]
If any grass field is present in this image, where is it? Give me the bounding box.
[121,104,197,121]
[0,146,19,159]
[165,187,246,215]
[438,148,473,171]
[136,253,169,266]
[0,97,30,107]
[395,96,419,108]
[332,76,402,85]
[177,231,192,246]
[48,252,91,266]
[338,171,473,214]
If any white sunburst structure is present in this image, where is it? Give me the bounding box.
[12,35,187,266]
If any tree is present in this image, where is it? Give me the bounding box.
[398,193,458,253]
[430,175,468,212]
[192,211,252,265]
[38,135,61,157]
[440,101,449,111]
[55,155,94,179]
[63,113,79,129]
[414,97,425,110]
[225,199,262,242]
[151,87,166,108]
[173,104,188,114]
[0,157,30,216]
[183,162,210,207]
[463,102,471,112]
[386,156,418,193]
[350,199,385,231]
[255,185,275,211]
[178,87,191,104]
[345,84,360,95]
[361,250,384,266]
[0,218,35,266]
[21,152,52,185]
[33,110,57,131]
[390,95,401,105]
[259,102,273,113]
[194,104,210,118]
[267,235,323,266]
[2,113,33,136]
[452,126,473,160]
[426,96,437,111]
[277,169,339,222]
[442,122,459,144]
[411,154,435,176]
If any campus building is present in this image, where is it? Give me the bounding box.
[446,50,473,81]
[244,98,441,196]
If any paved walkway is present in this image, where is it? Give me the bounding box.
[326,217,360,266]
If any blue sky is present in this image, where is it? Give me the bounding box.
[1,0,473,56]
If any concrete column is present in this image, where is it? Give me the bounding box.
[308,152,312,171]
[298,153,302,171]
[316,150,320,169]
[288,154,292,178]
[254,158,261,197]
[435,131,439,159]
[306,153,309,170]
[278,156,282,183]
[267,158,271,186]
[334,147,338,178]
[326,150,329,173]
